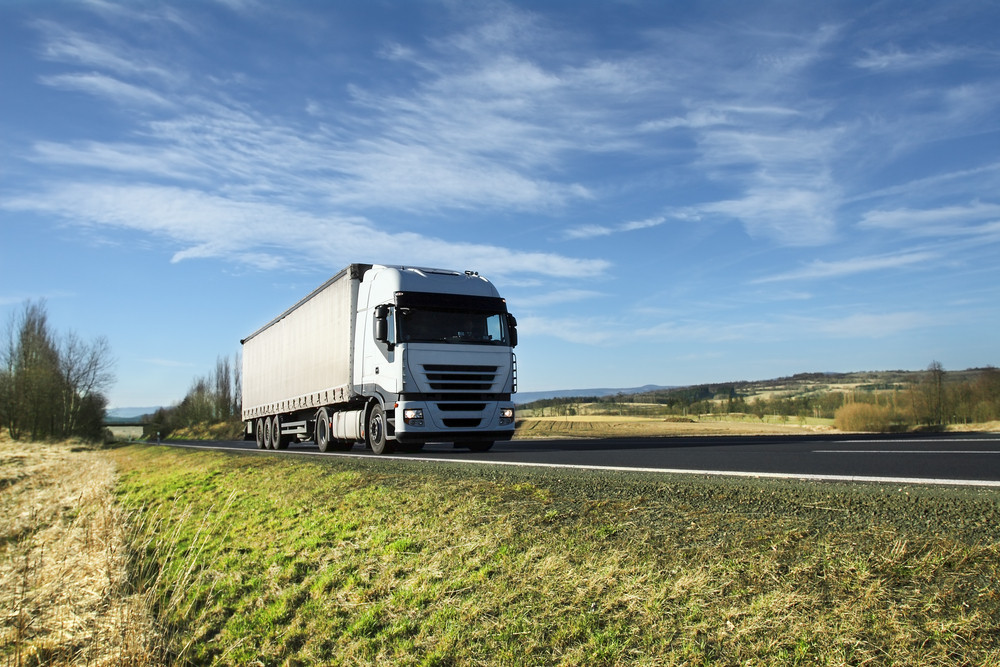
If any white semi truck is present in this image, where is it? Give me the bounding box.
[241,263,518,454]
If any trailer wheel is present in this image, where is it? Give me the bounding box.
[263,416,274,449]
[255,419,265,449]
[367,404,395,455]
[272,415,289,450]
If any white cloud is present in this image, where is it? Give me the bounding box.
[683,110,847,246]
[40,73,172,108]
[564,215,669,240]
[854,46,971,72]
[38,22,180,83]
[31,141,198,180]
[703,186,838,246]
[752,250,938,284]
[563,224,614,240]
[638,105,801,133]
[859,202,1000,237]
[848,163,1000,206]
[638,110,730,133]
[2,183,609,279]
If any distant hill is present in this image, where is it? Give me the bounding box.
[513,385,674,404]
[105,407,160,423]
[515,368,996,406]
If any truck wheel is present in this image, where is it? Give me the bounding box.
[315,408,332,452]
[255,418,265,449]
[263,416,274,449]
[272,415,288,450]
[367,404,395,455]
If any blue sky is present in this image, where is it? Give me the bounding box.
[2,1,999,409]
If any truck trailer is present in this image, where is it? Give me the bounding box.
[241,263,518,454]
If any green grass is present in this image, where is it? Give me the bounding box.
[108,444,1000,665]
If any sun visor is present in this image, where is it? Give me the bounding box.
[394,291,508,313]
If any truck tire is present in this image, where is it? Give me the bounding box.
[255,418,265,449]
[367,404,395,455]
[263,416,274,449]
[315,408,332,452]
[272,415,289,450]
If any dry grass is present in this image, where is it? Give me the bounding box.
[166,421,243,442]
[834,402,895,432]
[949,420,1000,432]
[515,415,835,438]
[0,435,164,666]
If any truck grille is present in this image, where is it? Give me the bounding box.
[414,364,506,430]
[422,364,498,391]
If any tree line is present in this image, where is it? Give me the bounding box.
[521,364,1000,431]
[0,301,115,441]
[146,354,242,439]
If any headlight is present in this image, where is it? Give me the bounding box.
[403,408,424,426]
[499,407,514,425]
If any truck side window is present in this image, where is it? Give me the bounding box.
[486,313,504,342]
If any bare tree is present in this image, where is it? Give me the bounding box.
[60,331,116,435]
[214,355,232,420]
[232,351,242,420]
[927,361,945,425]
[0,301,116,440]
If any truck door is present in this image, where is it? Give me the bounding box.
[360,302,398,396]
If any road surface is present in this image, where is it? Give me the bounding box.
[165,432,1000,487]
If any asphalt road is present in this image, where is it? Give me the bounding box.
[167,432,1000,487]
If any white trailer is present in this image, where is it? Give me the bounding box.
[241,263,518,454]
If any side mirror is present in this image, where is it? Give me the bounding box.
[507,313,518,348]
[374,305,390,344]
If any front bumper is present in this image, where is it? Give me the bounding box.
[394,429,515,445]
[392,399,515,444]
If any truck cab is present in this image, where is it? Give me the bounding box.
[357,265,517,453]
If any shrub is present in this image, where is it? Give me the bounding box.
[834,402,893,432]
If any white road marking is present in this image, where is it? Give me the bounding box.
[816,450,1000,454]
[833,438,999,444]
[168,443,1000,488]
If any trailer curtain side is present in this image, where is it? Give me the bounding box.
[241,267,364,420]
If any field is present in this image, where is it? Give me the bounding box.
[515,414,838,438]
[3,437,1000,665]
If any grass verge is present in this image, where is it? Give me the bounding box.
[103,444,1000,665]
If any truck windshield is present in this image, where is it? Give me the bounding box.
[398,308,509,345]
